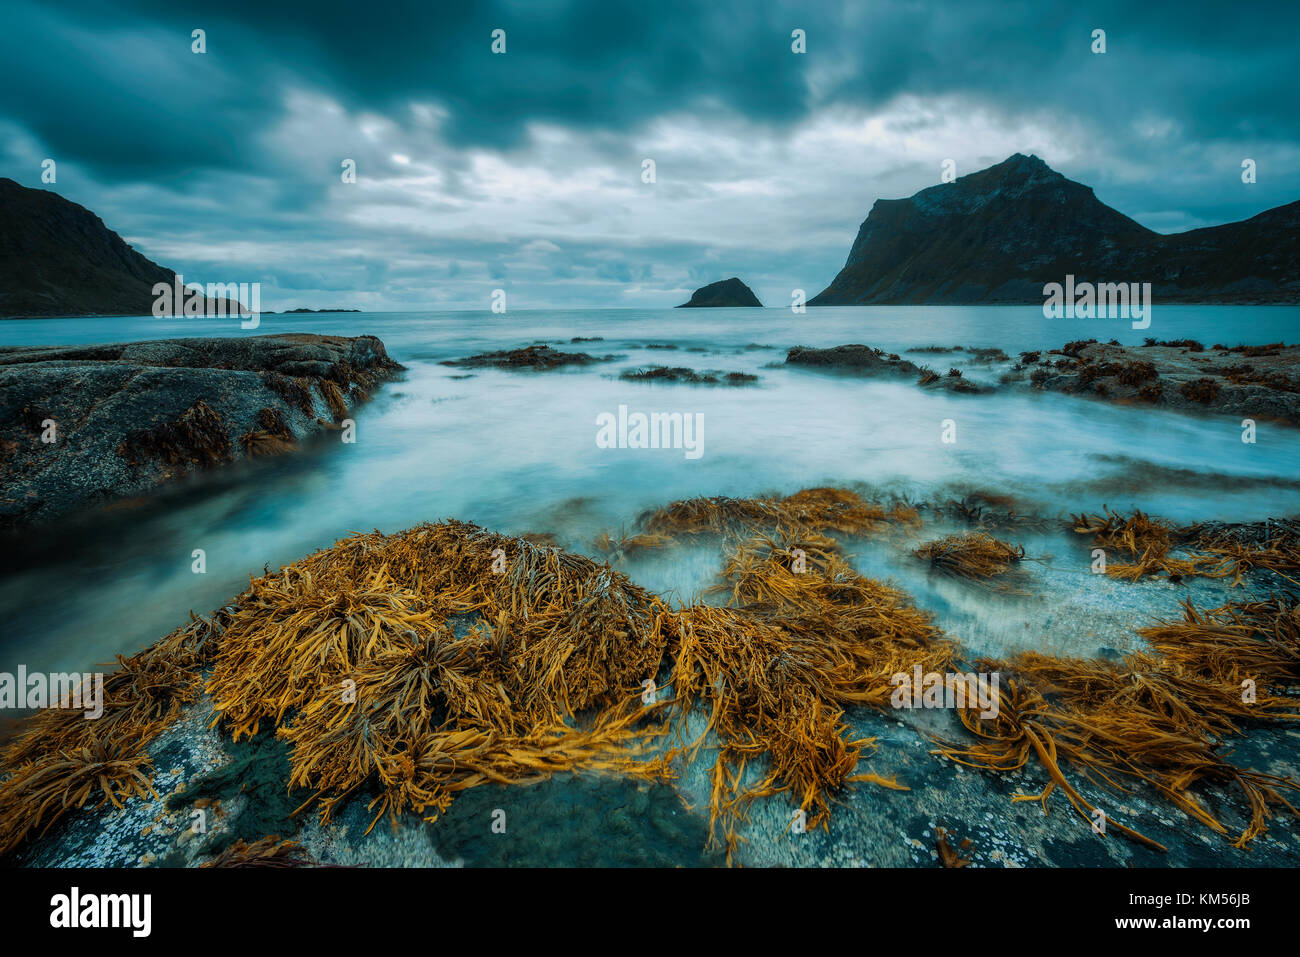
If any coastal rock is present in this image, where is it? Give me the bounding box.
[619,366,758,385]
[441,343,617,370]
[0,333,402,527]
[810,153,1300,305]
[676,277,763,308]
[787,344,920,375]
[1010,338,1300,424]
[786,344,991,393]
[0,178,242,318]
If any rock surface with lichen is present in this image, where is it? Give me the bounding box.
[0,333,402,527]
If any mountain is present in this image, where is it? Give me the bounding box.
[677,277,763,307]
[0,178,237,318]
[808,154,1300,305]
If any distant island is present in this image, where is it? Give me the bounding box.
[677,277,763,308]
[273,308,362,314]
[809,153,1300,305]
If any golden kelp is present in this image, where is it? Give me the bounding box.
[199,835,315,868]
[0,616,212,856]
[204,522,676,832]
[665,530,953,860]
[3,488,1299,865]
[1074,508,1300,585]
[915,532,1025,580]
[936,597,1300,850]
[0,743,156,855]
[642,486,918,540]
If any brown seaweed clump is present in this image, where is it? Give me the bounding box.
[667,530,953,858]
[116,400,232,469]
[240,407,297,457]
[199,835,316,868]
[936,596,1300,850]
[915,533,1025,580]
[1074,508,1300,585]
[0,617,213,856]
[201,522,676,832]
[641,486,918,540]
[317,379,349,422]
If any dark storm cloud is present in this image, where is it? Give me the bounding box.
[11,0,1299,176]
[1,0,1297,308]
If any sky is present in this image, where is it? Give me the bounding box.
[3,0,1298,310]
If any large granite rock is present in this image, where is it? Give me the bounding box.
[0,334,401,527]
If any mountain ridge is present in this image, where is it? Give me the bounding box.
[0,178,240,318]
[809,154,1300,305]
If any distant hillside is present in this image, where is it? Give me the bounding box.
[0,178,236,318]
[809,154,1300,305]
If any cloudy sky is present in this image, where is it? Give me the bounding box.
[3,0,1297,310]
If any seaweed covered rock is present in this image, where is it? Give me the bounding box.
[1010,339,1300,423]
[4,489,1298,867]
[0,334,402,527]
[786,344,992,393]
[619,366,758,385]
[441,343,616,370]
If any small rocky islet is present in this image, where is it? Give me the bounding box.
[676,277,763,308]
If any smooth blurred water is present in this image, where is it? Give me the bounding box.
[2,305,1299,675]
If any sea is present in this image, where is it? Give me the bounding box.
[3,305,1299,677]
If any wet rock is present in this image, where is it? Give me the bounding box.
[1007,339,1300,425]
[441,344,617,370]
[0,333,402,527]
[619,366,758,385]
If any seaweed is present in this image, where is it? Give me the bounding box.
[1180,377,1222,403]
[1074,507,1300,585]
[199,836,316,868]
[1116,360,1159,386]
[261,371,315,414]
[915,533,1025,580]
[317,378,349,422]
[240,407,297,457]
[5,487,1299,866]
[116,400,232,469]
[937,597,1300,850]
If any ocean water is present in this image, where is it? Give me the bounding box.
[2,305,1299,677]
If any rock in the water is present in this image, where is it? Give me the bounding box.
[0,333,402,527]
[785,344,991,393]
[619,366,758,385]
[676,277,763,308]
[441,344,616,370]
[1010,338,1300,424]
